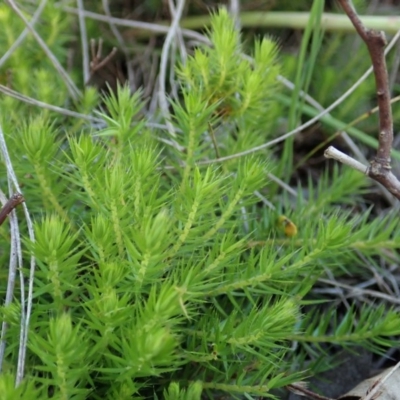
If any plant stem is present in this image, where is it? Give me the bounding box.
[62,7,400,37]
[178,12,400,34]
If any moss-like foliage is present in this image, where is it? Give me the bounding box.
[0,5,399,400]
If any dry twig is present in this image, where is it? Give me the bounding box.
[0,125,36,385]
[286,382,334,400]
[6,0,81,99]
[158,0,186,139]
[87,39,118,84]
[0,0,47,68]
[325,0,400,199]
[0,193,24,226]
[76,0,90,84]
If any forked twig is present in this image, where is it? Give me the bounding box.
[86,38,118,85]
[325,0,400,199]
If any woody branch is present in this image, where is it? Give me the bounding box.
[324,0,400,199]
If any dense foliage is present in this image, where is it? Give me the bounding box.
[0,2,399,399]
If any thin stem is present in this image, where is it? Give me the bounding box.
[287,383,334,400]
[0,84,102,123]
[76,0,90,85]
[0,124,35,385]
[158,0,186,139]
[61,7,400,35]
[0,0,48,68]
[6,0,81,99]
[61,5,210,44]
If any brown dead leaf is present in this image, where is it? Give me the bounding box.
[339,365,400,400]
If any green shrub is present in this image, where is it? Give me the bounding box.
[0,5,399,400]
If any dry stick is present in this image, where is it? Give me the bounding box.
[317,277,400,307]
[61,6,209,44]
[0,193,25,226]
[0,84,182,151]
[101,0,136,89]
[325,146,367,174]
[158,0,186,139]
[228,0,241,31]
[0,84,101,123]
[0,0,48,67]
[280,74,396,206]
[0,192,24,374]
[86,38,118,84]
[325,0,400,200]
[76,0,90,85]
[0,125,36,386]
[93,47,118,73]
[5,0,81,100]
[286,383,334,400]
[168,0,188,65]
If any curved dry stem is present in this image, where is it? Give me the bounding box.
[77,0,90,84]
[0,125,36,385]
[0,0,48,68]
[158,0,186,139]
[61,5,209,44]
[6,0,81,99]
